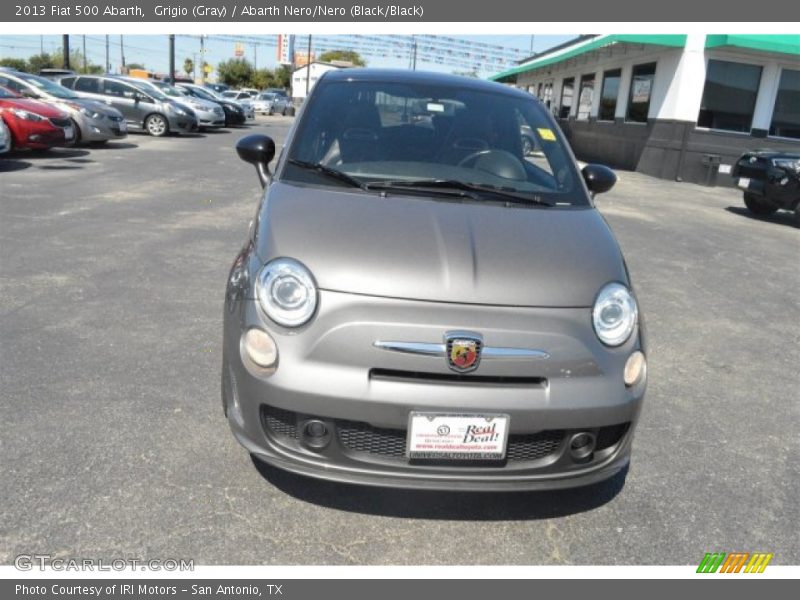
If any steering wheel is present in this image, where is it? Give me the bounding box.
[457,149,527,181]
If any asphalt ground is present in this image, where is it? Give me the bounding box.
[1,117,798,565]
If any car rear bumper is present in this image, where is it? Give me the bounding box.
[223,289,646,491]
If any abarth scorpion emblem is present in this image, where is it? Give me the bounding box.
[446,332,482,373]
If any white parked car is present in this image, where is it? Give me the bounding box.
[0,118,11,154]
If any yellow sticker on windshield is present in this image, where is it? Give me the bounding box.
[537,128,557,142]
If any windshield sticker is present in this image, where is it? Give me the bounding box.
[537,128,557,142]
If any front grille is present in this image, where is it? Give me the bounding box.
[595,422,630,451]
[49,117,71,128]
[337,419,564,462]
[261,405,298,439]
[370,368,546,386]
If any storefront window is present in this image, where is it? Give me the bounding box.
[559,77,574,119]
[598,69,621,121]
[769,68,800,139]
[626,62,656,123]
[697,59,762,133]
[577,74,595,120]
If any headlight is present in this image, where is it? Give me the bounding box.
[77,106,102,119]
[255,258,317,327]
[168,104,187,116]
[772,158,800,173]
[592,282,638,346]
[10,108,45,122]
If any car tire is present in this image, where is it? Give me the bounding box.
[743,192,778,216]
[70,118,82,145]
[794,202,800,228]
[144,113,169,137]
[281,107,287,116]
[521,135,533,156]
[221,352,230,418]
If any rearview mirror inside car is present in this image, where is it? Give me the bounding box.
[236,134,276,188]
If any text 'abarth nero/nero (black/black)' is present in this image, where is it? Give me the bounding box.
[223,69,647,491]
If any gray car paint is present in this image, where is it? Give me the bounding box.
[223,68,645,491]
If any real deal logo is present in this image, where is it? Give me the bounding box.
[462,423,499,443]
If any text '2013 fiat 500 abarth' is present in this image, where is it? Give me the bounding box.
[223,69,647,491]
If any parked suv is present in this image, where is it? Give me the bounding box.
[732,150,800,227]
[0,68,127,144]
[57,74,198,137]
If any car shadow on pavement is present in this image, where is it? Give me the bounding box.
[86,142,139,150]
[251,456,628,520]
[0,159,32,172]
[20,148,92,160]
[725,206,797,228]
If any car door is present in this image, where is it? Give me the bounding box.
[97,79,145,127]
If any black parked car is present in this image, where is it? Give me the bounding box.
[176,83,246,127]
[732,149,800,226]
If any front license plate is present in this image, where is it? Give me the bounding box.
[407,413,509,460]
[737,177,750,189]
[119,121,127,132]
[63,126,74,140]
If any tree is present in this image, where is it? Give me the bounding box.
[273,65,291,89]
[27,53,55,73]
[216,58,254,87]
[0,58,28,72]
[250,68,276,91]
[318,50,366,67]
[183,57,194,78]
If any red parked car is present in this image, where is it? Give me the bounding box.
[0,85,75,150]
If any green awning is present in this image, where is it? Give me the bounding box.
[705,34,800,56]
[490,34,687,82]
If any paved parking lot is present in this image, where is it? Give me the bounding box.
[1,117,797,565]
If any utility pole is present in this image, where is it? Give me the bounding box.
[192,53,197,82]
[412,37,417,71]
[200,35,205,84]
[82,35,87,72]
[40,35,43,54]
[120,35,126,71]
[305,34,312,97]
[168,34,175,84]
[105,35,110,73]
[62,35,70,69]
[253,43,257,71]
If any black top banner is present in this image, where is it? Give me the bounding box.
[3,0,798,22]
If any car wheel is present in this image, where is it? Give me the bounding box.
[521,135,533,156]
[743,192,778,216]
[282,106,287,116]
[145,114,169,137]
[70,118,82,145]
[221,352,230,418]
[794,202,800,228]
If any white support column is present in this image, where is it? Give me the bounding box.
[752,62,780,131]
[616,62,633,119]
[655,33,707,122]
[590,69,603,118]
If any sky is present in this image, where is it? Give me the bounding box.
[0,34,576,79]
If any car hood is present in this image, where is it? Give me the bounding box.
[254,182,627,308]
[49,97,121,117]
[0,97,67,118]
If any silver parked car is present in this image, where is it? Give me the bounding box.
[224,69,646,491]
[125,78,226,130]
[221,90,256,120]
[57,74,198,137]
[253,92,294,116]
[0,68,127,144]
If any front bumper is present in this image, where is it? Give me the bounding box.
[195,109,226,128]
[223,287,645,491]
[168,115,199,134]
[73,113,128,142]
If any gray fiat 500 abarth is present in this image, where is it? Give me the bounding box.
[223,69,646,491]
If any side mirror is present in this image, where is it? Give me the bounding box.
[236,134,276,188]
[582,163,617,195]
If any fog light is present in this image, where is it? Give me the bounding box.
[569,432,596,461]
[241,328,278,369]
[624,351,646,387]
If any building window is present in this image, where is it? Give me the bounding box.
[542,82,553,109]
[559,77,574,119]
[598,69,621,121]
[697,59,762,133]
[769,68,800,139]
[626,62,656,123]
[577,74,595,120]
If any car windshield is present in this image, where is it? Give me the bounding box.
[127,80,170,101]
[152,82,188,98]
[182,85,215,101]
[257,93,276,100]
[18,73,79,99]
[284,79,583,205]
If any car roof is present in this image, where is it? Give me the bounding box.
[320,68,532,100]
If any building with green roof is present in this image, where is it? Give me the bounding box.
[491,34,799,186]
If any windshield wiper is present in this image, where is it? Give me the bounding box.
[287,159,367,189]
[364,179,554,207]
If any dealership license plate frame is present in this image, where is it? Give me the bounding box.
[407,412,510,461]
